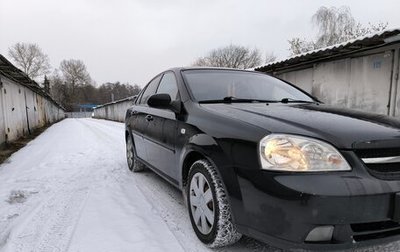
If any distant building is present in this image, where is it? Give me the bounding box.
[255,28,400,118]
[64,104,98,118]
[77,104,98,112]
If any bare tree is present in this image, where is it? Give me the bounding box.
[352,21,389,38]
[58,59,92,110]
[49,70,67,104]
[96,82,141,104]
[288,6,389,55]
[193,44,262,69]
[265,52,277,64]
[50,62,140,111]
[8,42,51,79]
[59,59,91,87]
[288,38,317,56]
[312,6,356,48]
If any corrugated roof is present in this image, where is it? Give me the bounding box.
[0,54,65,110]
[254,28,400,73]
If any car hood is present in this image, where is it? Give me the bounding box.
[200,103,400,149]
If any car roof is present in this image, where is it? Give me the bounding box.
[166,67,261,74]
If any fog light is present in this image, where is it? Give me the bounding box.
[305,226,334,242]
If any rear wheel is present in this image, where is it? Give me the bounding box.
[187,159,242,248]
[126,134,145,172]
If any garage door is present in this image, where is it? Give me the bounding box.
[348,51,394,115]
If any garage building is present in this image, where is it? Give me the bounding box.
[255,29,400,118]
[0,54,65,145]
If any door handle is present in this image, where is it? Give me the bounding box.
[145,115,154,121]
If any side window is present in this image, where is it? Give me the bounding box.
[135,91,144,104]
[156,72,179,100]
[139,75,162,104]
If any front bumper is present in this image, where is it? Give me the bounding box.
[232,151,400,250]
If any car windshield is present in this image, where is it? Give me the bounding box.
[182,70,314,103]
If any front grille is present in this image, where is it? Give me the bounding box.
[355,148,400,158]
[351,221,400,242]
[367,163,400,173]
[355,148,400,180]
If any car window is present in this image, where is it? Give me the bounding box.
[135,91,144,104]
[182,70,313,102]
[139,75,162,104]
[156,72,179,101]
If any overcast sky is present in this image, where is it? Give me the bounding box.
[1,0,399,87]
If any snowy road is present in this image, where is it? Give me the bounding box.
[0,118,399,252]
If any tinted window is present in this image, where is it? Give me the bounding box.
[182,70,313,102]
[135,91,144,104]
[156,72,179,100]
[139,75,162,104]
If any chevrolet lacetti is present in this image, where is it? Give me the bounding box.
[124,68,400,250]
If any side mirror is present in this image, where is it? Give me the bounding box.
[147,93,171,108]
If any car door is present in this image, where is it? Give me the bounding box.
[143,71,179,183]
[130,75,162,161]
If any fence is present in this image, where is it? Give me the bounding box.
[0,55,65,145]
[93,96,136,122]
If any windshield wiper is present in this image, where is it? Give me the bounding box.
[199,96,317,104]
[279,98,316,104]
[199,96,274,104]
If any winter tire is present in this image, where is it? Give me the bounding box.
[126,134,146,172]
[187,159,242,247]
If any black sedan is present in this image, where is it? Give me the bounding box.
[125,67,400,250]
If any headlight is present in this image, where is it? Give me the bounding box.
[259,134,351,172]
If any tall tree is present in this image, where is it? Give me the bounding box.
[49,59,141,111]
[59,59,92,87]
[49,70,68,105]
[50,69,141,111]
[58,59,92,110]
[312,6,356,48]
[96,82,141,104]
[193,44,262,69]
[288,6,388,55]
[8,42,51,79]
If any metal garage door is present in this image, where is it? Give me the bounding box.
[348,51,394,115]
[0,83,5,144]
[2,78,28,141]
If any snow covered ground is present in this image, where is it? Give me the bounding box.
[0,118,399,252]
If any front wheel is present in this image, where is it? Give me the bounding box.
[126,134,146,172]
[187,159,242,248]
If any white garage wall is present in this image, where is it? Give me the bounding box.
[0,75,65,144]
[313,58,352,107]
[278,68,314,94]
[348,52,393,115]
[276,49,399,116]
[93,97,135,122]
[0,87,5,144]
